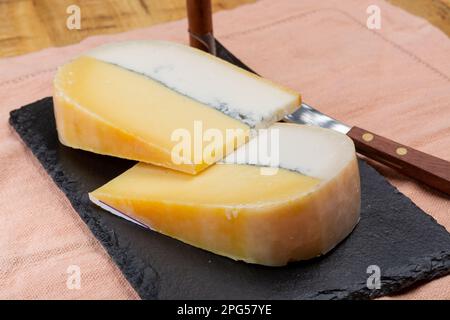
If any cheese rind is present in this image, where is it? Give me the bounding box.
[89,124,361,266]
[53,41,300,174]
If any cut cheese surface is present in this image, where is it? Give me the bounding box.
[90,124,361,266]
[53,40,300,174]
[91,163,321,207]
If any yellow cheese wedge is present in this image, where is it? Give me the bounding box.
[89,124,361,266]
[53,40,300,174]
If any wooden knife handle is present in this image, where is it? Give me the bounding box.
[347,126,450,195]
[186,0,213,52]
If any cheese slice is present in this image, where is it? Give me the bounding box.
[53,40,300,174]
[89,124,361,266]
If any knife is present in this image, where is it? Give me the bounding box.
[186,0,450,195]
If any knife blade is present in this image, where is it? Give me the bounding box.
[186,1,450,195]
[284,103,350,134]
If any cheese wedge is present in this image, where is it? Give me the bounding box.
[53,40,300,174]
[89,124,361,266]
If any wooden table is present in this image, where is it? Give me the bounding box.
[0,0,448,58]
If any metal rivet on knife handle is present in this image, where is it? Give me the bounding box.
[362,133,374,142]
[396,147,408,156]
[347,126,450,195]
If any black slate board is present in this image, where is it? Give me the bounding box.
[9,98,450,299]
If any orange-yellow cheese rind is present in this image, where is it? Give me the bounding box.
[90,149,360,267]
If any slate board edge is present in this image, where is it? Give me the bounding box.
[9,102,158,300]
[8,99,450,300]
[305,250,450,300]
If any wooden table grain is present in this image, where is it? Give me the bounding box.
[0,0,256,58]
[0,0,448,57]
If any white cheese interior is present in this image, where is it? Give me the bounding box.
[222,123,356,180]
[86,40,299,128]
